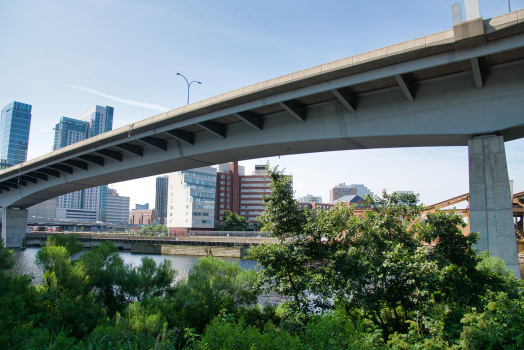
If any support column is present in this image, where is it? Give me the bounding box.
[1,208,28,248]
[468,135,520,278]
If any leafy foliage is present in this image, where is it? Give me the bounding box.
[218,210,249,231]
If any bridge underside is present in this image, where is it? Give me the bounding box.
[2,58,524,209]
[1,24,524,276]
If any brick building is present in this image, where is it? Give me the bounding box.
[129,209,158,225]
[215,162,282,229]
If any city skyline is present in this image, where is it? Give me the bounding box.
[1,0,523,210]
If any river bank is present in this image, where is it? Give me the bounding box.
[9,247,258,286]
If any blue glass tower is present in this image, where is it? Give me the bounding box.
[0,102,32,169]
[53,117,89,151]
[55,106,114,222]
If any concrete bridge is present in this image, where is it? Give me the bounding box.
[1,10,524,275]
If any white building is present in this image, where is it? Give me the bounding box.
[167,167,217,233]
[106,188,130,224]
[299,194,322,203]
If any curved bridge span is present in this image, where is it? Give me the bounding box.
[1,12,524,276]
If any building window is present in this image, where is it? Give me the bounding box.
[226,199,230,202]
[220,198,224,202]
[220,187,225,190]
[220,181,225,185]
[220,204,224,208]
[227,181,230,185]
[220,192,224,197]
[227,187,230,191]
[227,193,230,197]
[221,175,225,179]
[170,213,172,216]
[226,205,230,208]
[227,176,230,179]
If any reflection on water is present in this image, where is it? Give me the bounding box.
[8,248,524,285]
[9,248,258,286]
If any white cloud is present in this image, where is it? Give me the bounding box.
[66,85,169,112]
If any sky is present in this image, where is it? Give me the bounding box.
[1,0,523,209]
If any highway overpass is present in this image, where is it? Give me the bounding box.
[1,10,523,275]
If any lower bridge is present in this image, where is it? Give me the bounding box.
[25,232,278,258]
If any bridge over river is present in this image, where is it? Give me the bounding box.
[1,8,524,276]
[25,232,279,258]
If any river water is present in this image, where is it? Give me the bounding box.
[8,248,524,286]
[8,248,258,286]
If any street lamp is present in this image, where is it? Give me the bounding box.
[176,73,202,105]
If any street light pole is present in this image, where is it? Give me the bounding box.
[176,73,202,105]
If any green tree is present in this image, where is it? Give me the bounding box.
[219,210,249,231]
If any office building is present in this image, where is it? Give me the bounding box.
[129,209,158,225]
[106,188,130,224]
[27,198,57,219]
[299,194,322,203]
[329,183,373,202]
[0,102,32,169]
[215,162,291,229]
[55,105,113,221]
[167,167,217,235]
[155,175,169,223]
[135,203,149,210]
[53,117,89,151]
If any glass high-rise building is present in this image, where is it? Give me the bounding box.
[55,106,113,222]
[53,117,89,151]
[0,102,32,169]
[155,175,169,221]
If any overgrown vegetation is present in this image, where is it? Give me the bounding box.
[1,165,523,349]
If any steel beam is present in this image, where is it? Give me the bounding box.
[34,168,60,178]
[48,164,74,174]
[2,182,18,189]
[78,155,104,166]
[394,74,414,102]
[5,178,26,187]
[470,57,483,89]
[331,89,356,113]
[26,172,48,181]
[94,150,123,162]
[279,101,306,122]
[198,121,227,139]
[114,143,144,156]
[62,160,88,171]
[233,111,263,131]
[0,185,9,191]
[165,129,195,146]
[140,137,167,151]
[20,175,37,184]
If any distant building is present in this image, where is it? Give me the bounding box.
[54,105,113,222]
[155,175,169,223]
[129,209,158,225]
[329,183,373,202]
[215,162,291,229]
[56,208,98,221]
[299,194,322,203]
[167,167,217,235]
[27,198,57,220]
[135,203,149,210]
[53,117,89,151]
[333,194,365,206]
[0,101,32,169]
[106,188,130,224]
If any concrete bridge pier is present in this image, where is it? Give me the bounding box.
[468,135,520,278]
[1,208,28,248]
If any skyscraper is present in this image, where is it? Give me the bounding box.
[0,102,32,169]
[155,175,169,223]
[53,117,89,151]
[55,105,113,222]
